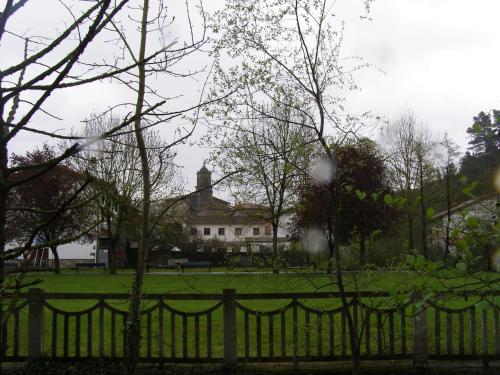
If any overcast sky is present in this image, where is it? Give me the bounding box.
[200,0,500,189]
[6,0,499,189]
[4,0,500,258]
[343,0,499,147]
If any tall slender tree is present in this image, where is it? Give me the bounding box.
[208,97,314,272]
[380,112,420,251]
[437,133,460,261]
[414,127,435,260]
[381,112,437,258]
[0,1,147,364]
[99,2,210,373]
[72,114,179,274]
[210,1,374,372]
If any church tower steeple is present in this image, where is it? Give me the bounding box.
[196,163,212,200]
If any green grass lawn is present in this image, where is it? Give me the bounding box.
[5,270,499,361]
[14,269,498,294]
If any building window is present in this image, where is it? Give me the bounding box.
[190,227,198,235]
[218,227,225,236]
[253,227,260,236]
[235,227,242,236]
[265,225,272,236]
[204,228,210,236]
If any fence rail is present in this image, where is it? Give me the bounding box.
[2,289,499,367]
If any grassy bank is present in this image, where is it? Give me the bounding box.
[11,269,498,294]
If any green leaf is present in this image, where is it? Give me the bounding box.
[355,189,366,200]
[466,217,479,229]
[423,292,434,302]
[450,228,460,240]
[406,254,416,266]
[415,255,426,267]
[474,300,490,310]
[413,301,425,313]
[426,207,436,220]
[455,262,466,273]
[427,262,439,272]
[455,239,469,253]
[472,122,481,133]
[396,197,407,208]
[384,194,393,205]
[460,175,468,184]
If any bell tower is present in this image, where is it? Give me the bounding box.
[196,164,212,201]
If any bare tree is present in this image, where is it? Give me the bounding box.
[414,127,436,260]
[380,112,421,250]
[381,112,437,258]
[210,1,373,373]
[208,98,314,272]
[436,133,460,261]
[0,0,158,366]
[71,113,179,274]
[96,1,211,373]
[0,1,215,372]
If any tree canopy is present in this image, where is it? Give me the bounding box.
[7,144,95,273]
[460,110,500,195]
[294,138,397,266]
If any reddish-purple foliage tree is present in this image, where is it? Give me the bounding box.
[7,144,95,273]
[293,138,399,266]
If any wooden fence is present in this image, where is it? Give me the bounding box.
[2,289,499,367]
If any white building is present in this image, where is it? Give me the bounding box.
[181,165,290,253]
[431,195,499,271]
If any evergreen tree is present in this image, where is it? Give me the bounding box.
[460,110,500,195]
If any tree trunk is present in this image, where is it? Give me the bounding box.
[328,195,360,375]
[0,136,9,374]
[484,244,492,272]
[407,213,414,250]
[272,225,279,274]
[419,159,428,260]
[443,166,451,262]
[326,248,333,274]
[107,218,117,275]
[405,182,415,251]
[359,232,366,268]
[327,222,334,274]
[50,245,61,274]
[108,241,116,274]
[126,1,151,374]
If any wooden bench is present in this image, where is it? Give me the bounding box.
[183,261,211,272]
[73,262,106,272]
[148,261,212,272]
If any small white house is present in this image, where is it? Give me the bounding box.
[431,196,499,271]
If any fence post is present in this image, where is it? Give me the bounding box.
[412,294,428,368]
[28,288,44,359]
[223,289,237,367]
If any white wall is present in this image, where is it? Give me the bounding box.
[193,224,270,242]
[56,242,95,259]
